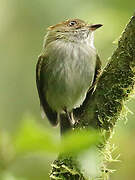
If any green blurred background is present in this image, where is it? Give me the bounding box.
[0,0,135,179]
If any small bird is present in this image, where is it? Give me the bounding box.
[36,19,102,133]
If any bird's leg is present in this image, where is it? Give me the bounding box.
[69,112,75,125]
[60,108,75,135]
[64,109,75,126]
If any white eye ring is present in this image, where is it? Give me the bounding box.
[69,21,77,26]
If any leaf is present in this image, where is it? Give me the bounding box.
[60,129,102,155]
[0,172,27,180]
[13,115,59,155]
[13,115,102,156]
[78,148,102,178]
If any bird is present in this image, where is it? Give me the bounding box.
[36,18,102,134]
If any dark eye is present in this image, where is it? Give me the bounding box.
[69,21,77,26]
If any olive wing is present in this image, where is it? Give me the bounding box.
[36,55,58,126]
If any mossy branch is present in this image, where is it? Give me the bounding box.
[50,14,135,180]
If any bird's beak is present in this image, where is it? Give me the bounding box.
[88,24,103,31]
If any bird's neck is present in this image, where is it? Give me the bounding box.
[43,31,95,50]
[89,31,95,48]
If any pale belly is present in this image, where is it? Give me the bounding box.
[43,42,96,113]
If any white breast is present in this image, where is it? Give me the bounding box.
[44,39,97,112]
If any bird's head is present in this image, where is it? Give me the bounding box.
[44,19,102,46]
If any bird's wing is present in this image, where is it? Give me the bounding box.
[36,55,58,126]
[88,54,102,92]
[93,54,102,86]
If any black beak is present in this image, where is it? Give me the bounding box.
[88,24,103,31]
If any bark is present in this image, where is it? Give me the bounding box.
[50,14,135,180]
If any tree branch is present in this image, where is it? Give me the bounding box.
[50,14,135,180]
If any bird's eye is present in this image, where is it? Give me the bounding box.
[69,21,77,26]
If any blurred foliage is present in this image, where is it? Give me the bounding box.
[60,129,101,155]
[0,115,101,180]
[14,116,59,155]
[0,0,135,179]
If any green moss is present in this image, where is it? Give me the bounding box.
[50,156,85,180]
[50,15,135,180]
